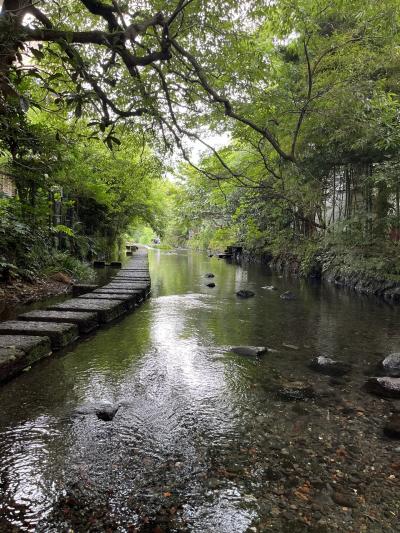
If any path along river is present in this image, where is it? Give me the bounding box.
[0,250,399,532]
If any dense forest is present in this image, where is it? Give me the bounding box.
[1,0,400,285]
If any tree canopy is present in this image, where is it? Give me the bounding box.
[1,0,400,280]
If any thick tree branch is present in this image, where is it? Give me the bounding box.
[170,38,295,163]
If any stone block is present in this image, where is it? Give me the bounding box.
[0,321,79,350]
[18,310,98,334]
[72,284,98,296]
[0,335,52,382]
[48,298,126,323]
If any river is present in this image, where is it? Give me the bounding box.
[0,250,399,532]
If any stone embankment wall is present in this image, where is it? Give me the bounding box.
[234,249,400,303]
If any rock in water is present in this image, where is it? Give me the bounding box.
[309,355,352,377]
[95,403,120,421]
[280,291,296,300]
[365,377,400,398]
[205,273,215,278]
[384,414,400,439]
[206,282,216,288]
[231,346,267,357]
[277,385,316,401]
[381,353,400,377]
[236,290,255,298]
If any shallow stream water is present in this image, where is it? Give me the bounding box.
[0,250,399,532]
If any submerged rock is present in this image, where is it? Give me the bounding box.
[277,385,316,401]
[95,403,120,421]
[384,414,400,439]
[236,290,255,298]
[206,282,216,288]
[231,346,267,357]
[309,355,352,377]
[262,285,277,290]
[381,353,400,377]
[280,291,296,300]
[365,377,400,398]
[74,402,120,421]
[205,273,215,278]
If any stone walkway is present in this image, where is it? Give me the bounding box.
[0,249,150,383]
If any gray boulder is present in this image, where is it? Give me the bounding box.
[206,282,216,288]
[365,377,400,398]
[381,353,400,377]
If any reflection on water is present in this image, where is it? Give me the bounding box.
[0,250,400,531]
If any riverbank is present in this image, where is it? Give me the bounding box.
[0,277,72,309]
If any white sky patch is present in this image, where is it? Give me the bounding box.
[165,130,231,182]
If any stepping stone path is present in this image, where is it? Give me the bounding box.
[0,247,150,383]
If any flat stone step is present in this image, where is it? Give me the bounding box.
[106,280,150,286]
[18,310,98,334]
[0,335,52,382]
[109,261,122,268]
[116,271,149,275]
[0,321,79,350]
[94,288,143,294]
[72,284,98,296]
[78,293,138,309]
[93,261,106,268]
[120,269,149,272]
[93,289,144,303]
[105,284,149,292]
[48,299,126,323]
[114,277,150,283]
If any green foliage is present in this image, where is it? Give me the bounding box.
[42,252,95,282]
